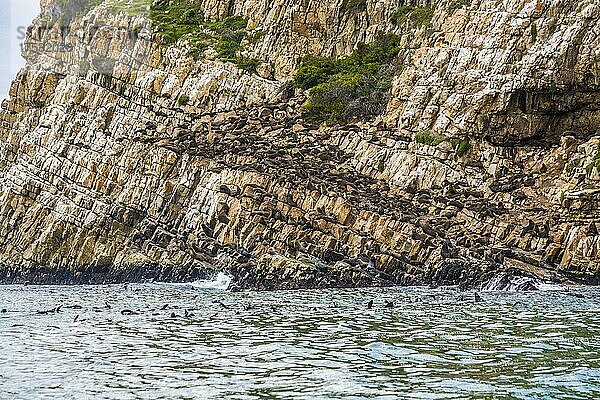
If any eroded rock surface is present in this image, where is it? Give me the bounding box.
[0,0,598,289]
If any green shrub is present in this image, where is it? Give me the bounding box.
[565,161,575,174]
[294,34,401,124]
[204,16,247,61]
[478,114,490,130]
[52,0,104,27]
[344,0,367,12]
[449,137,471,157]
[586,144,600,174]
[177,94,190,106]
[438,65,447,78]
[150,1,209,48]
[294,56,338,90]
[235,57,261,74]
[302,73,390,124]
[149,1,260,70]
[107,0,151,15]
[416,130,445,146]
[390,6,434,27]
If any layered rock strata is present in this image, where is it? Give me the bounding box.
[0,0,598,289]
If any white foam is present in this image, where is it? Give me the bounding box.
[536,283,566,291]
[154,272,232,290]
[188,272,232,290]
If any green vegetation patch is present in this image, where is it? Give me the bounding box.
[107,0,152,15]
[294,34,402,124]
[149,0,260,72]
[415,132,471,157]
[51,0,104,27]
[344,0,368,13]
[449,137,471,157]
[586,144,600,174]
[416,130,445,146]
[390,6,434,27]
[565,161,575,174]
[447,0,471,15]
[177,94,190,106]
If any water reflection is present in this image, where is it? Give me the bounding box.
[0,285,599,399]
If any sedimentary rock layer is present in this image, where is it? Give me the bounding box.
[0,0,598,288]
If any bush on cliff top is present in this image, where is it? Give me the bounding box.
[294,34,401,124]
[149,1,260,72]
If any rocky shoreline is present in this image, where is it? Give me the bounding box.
[0,256,583,292]
[0,0,598,290]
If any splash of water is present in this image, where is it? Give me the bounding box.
[189,272,232,290]
[481,272,540,291]
[155,272,232,290]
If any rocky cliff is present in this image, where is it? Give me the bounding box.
[0,0,598,289]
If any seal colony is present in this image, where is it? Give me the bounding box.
[0,0,598,290]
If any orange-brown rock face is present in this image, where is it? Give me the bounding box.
[0,0,598,288]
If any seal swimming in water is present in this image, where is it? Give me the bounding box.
[367,300,373,309]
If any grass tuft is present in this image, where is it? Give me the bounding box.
[416,130,445,146]
[449,137,471,157]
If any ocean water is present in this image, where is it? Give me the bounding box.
[0,279,599,399]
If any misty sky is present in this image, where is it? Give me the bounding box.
[0,0,40,99]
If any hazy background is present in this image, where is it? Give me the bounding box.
[0,0,40,99]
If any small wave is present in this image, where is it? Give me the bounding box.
[188,273,232,290]
[536,283,566,291]
[154,272,232,290]
[481,273,539,291]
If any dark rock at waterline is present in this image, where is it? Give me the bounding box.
[481,269,541,291]
[0,254,572,291]
[0,264,215,286]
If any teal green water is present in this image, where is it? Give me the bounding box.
[0,284,599,399]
